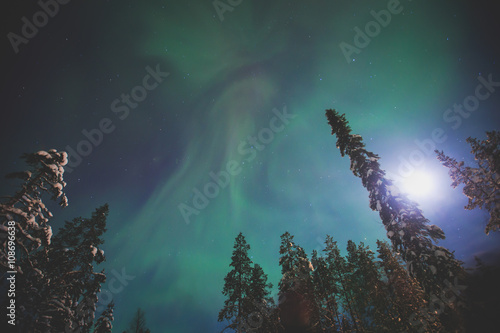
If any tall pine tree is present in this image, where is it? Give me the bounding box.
[246,264,276,333]
[218,232,254,332]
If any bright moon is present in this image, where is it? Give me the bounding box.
[399,170,436,200]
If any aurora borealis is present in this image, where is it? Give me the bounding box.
[1,0,500,331]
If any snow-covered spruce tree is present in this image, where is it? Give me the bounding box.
[218,232,254,332]
[0,149,68,273]
[325,110,466,318]
[93,300,114,333]
[24,205,109,332]
[436,130,500,235]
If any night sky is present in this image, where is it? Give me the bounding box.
[2,0,500,332]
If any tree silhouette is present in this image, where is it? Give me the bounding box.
[126,308,151,333]
[218,232,254,331]
[436,130,500,234]
[246,264,275,332]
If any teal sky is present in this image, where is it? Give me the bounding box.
[1,0,500,332]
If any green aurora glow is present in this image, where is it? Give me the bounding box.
[1,0,500,331]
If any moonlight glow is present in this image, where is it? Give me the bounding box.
[399,170,436,201]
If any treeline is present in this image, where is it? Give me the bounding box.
[219,232,445,332]
[219,232,500,332]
